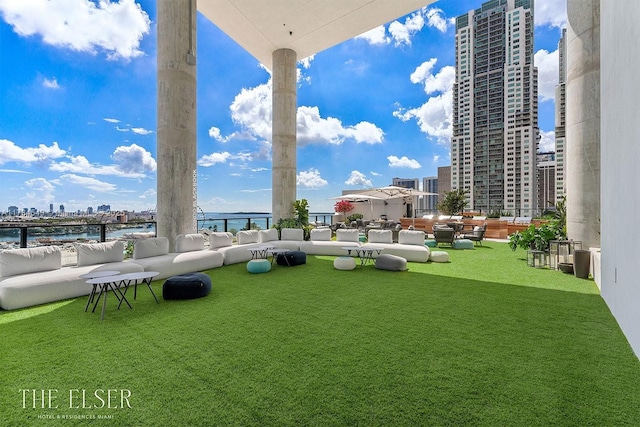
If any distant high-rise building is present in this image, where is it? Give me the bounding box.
[392,178,419,190]
[421,177,439,213]
[59,204,65,213]
[392,178,419,217]
[49,203,53,214]
[555,28,567,202]
[87,207,94,214]
[451,0,539,215]
[8,206,19,215]
[97,204,111,212]
[536,152,556,210]
[437,166,452,207]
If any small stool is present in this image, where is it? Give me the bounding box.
[276,250,306,266]
[247,259,271,273]
[430,251,449,263]
[424,239,437,248]
[163,273,212,300]
[375,254,407,271]
[334,256,356,270]
[453,239,474,250]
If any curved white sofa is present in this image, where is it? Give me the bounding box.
[362,230,430,263]
[0,234,225,311]
[130,234,223,280]
[0,242,143,311]
[209,228,304,265]
[299,228,361,256]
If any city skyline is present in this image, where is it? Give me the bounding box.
[0,0,567,214]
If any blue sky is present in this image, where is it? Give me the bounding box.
[0,0,567,214]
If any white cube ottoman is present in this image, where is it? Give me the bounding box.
[334,256,356,270]
[430,251,450,263]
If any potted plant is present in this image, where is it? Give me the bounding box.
[509,222,565,252]
[334,200,355,223]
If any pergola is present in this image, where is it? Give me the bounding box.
[156,0,437,249]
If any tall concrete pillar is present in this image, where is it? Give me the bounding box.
[566,0,600,248]
[157,0,197,250]
[272,49,298,223]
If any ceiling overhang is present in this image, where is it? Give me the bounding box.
[198,0,438,69]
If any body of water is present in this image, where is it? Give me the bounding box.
[0,213,335,245]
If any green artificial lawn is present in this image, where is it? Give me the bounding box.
[1,242,638,426]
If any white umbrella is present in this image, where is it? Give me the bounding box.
[329,194,384,221]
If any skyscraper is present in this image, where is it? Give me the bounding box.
[554,28,567,202]
[451,0,538,215]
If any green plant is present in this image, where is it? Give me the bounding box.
[274,199,311,239]
[509,222,566,252]
[437,189,468,215]
[347,213,363,223]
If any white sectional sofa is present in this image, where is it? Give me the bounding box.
[210,228,304,265]
[130,234,223,280]
[0,242,144,310]
[362,230,430,263]
[299,228,361,256]
[0,234,226,310]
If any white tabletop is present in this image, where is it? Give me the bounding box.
[79,270,120,280]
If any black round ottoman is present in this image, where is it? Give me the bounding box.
[162,273,212,300]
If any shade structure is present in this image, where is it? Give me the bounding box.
[358,186,437,200]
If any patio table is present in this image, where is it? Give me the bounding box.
[342,246,384,266]
[79,270,120,312]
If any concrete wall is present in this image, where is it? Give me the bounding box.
[600,0,640,357]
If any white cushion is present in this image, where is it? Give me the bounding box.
[259,228,279,243]
[336,229,359,242]
[175,234,205,253]
[133,237,169,259]
[310,228,331,241]
[281,228,303,241]
[333,256,356,270]
[430,251,450,262]
[0,246,62,277]
[398,230,425,246]
[209,232,233,249]
[236,230,259,245]
[76,240,124,266]
[367,229,392,244]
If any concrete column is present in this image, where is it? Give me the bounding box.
[566,0,600,249]
[157,0,197,250]
[271,49,298,223]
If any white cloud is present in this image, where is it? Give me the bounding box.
[0,139,66,165]
[297,168,328,189]
[355,26,389,46]
[535,49,559,102]
[208,127,226,142]
[535,0,567,29]
[49,144,155,178]
[345,170,372,187]
[298,55,315,69]
[104,118,120,123]
[433,155,440,163]
[538,130,556,153]
[394,59,455,143]
[111,143,156,173]
[139,188,156,199]
[425,8,455,33]
[42,77,60,89]
[357,7,453,47]
[131,127,153,135]
[387,155,421,169]
[297,106,383,146]
[22,177,56,206]
[59,173,117,192]
[0,0,151,60]
[224,76,384,147]
[116,126,129,132]
[197,152,232,167]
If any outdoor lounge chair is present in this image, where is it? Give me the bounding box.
[462,224,486,245]
[433,227,456,246]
